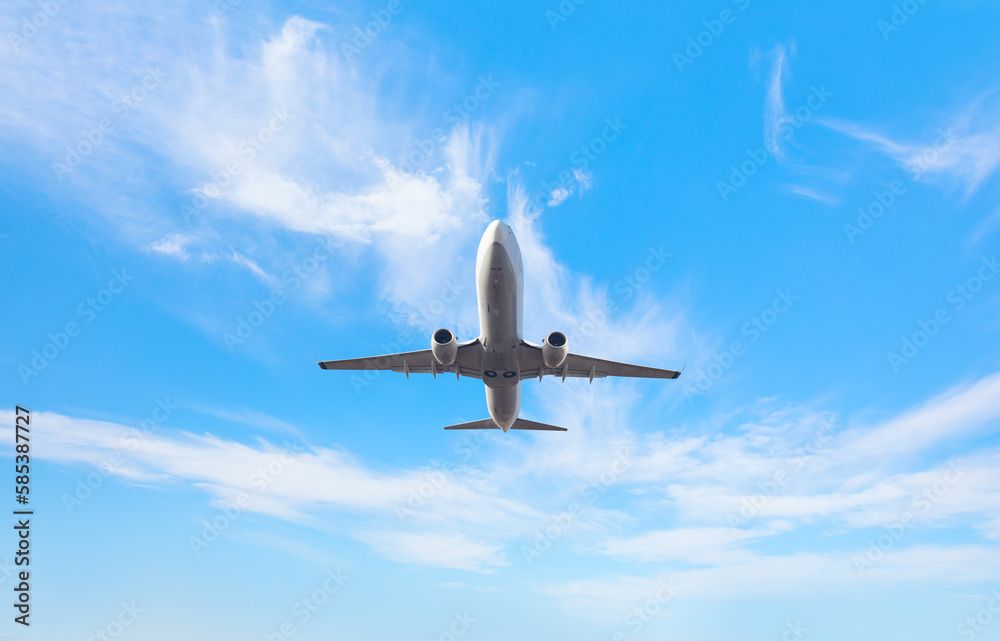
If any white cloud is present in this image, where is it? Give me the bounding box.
[366,532,507,572]
[0,6,496,337]
[542,167,593,208]
[506,184,684,361]
[821,96,1000,196]
[547,186,570,207]
[146,234,192,259]
[764,45,792,158]
[228,250,279,287]
[11,409,547,572]
[836,371,1000,462]
[6,5,1000,594]
[597,525,783,565]
[969,205,1000,246]
[783,184,839,205]
[541,545,1000,616]
[10,368,1000,581]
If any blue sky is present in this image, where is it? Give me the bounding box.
[2,0,1000,639]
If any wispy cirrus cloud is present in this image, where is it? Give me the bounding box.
[764,44,793,158]
[12,368,1000,582]
[0,5,496,338]
[782,183,840,205]
[821,95,1000,196]
[542,545,1000,617]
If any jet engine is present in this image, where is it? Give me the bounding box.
[542,331,568,368]
[431,328,458,366]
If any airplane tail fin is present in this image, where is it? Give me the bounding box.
[443,418,567,432]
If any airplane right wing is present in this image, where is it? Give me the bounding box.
[317,339,484,379]
[519,341,681,382]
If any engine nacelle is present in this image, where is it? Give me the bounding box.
[542,331,568,369]
[431,328,458,366]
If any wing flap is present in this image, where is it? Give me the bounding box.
[318,339,483,379]
[519,341,681,380]
[318,348,431,371]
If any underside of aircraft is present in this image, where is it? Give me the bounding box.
[318,220,681,432]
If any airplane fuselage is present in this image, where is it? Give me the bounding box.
[317,219,682,432]
[475,220,524,430]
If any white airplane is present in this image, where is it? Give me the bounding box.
[318,220,681,432]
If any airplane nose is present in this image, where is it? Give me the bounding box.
[484,220,508,245]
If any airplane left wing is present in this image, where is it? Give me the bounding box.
[519,341,681,382]
[317,339,483,379]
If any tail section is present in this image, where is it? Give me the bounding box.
[444,418,567,432]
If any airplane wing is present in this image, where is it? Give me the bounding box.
[317,338,484,379]
[519,341,681,382]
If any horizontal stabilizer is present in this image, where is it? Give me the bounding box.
[443,418,567,431]
[443,419,498,430]
[510,419,568,431]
